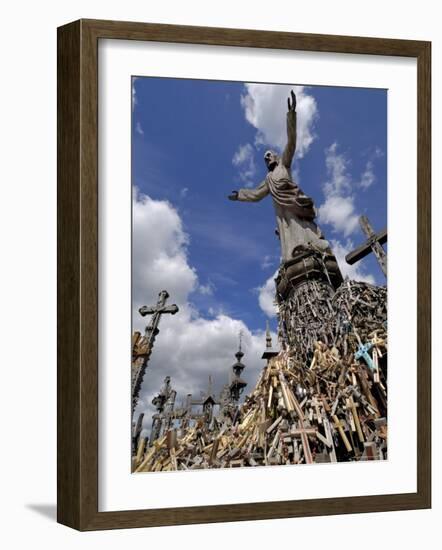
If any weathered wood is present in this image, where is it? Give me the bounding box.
[332,415,353,453]
[345,216,387,277]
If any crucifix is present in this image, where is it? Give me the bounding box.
[150,376,177,445]
[345,215,387,277]
[131,290,179,414]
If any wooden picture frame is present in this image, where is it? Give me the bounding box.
[57,18,431,531]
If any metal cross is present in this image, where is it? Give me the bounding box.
[132,290,179,414]
[149,376,177,445]
[345,216,387,277]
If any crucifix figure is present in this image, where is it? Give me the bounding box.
[131,290,179,414]
[345,215,387,277]
[228,90,330,262]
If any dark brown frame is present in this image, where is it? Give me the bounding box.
[57,19,431,531]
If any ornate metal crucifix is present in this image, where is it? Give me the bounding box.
[149,376,177,445]
[131,290,179,414]
[345,215,387,277]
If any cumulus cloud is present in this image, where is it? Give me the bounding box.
[132,190,197,312]
[318,195,359,237]
[132,190,272,436]
[240,84,318,158]
[232,143,257,184]
[257,271,278,318]
[330,239,375,284]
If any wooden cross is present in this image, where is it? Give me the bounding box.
[332,414,353,452]
[132,290,179,414]
[345,216,387,277]
[291,424,317,464]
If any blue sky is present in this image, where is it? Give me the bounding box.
[132,77,387,333]
[131,77,387,429]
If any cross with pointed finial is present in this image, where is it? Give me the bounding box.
[230,335,247,402]
[262,320,279,361]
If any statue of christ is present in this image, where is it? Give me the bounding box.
[228,90,329,262]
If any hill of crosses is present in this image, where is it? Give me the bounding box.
[131,91,388,473]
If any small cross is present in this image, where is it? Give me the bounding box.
[355,342,375,370]
[345,215,387,277]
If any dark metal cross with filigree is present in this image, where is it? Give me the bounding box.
[131,290,179,414]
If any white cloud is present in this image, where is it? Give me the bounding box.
[257,271,278,318]
[180,187,189,198]
[261,254,276,270]
[359,160,375,189]
[240,84,318,158]
[132,190,197,311]
[318,143,359,237]
[316,143,384,281]
[318,143,383,236]
[135,121,144,136]
[323,142,352,196]
[374,146,384,159]
[232,143,256,184]
[331,239,375,284]
[198,281,215,296]
[132,77,138,110]
[132,190,273,435]
[318,195,359,237]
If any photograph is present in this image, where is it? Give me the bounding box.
[130,77,388,472]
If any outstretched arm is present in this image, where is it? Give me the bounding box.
[281,90,297,169]
[228,180,269,202]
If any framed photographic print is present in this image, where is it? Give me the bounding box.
[57,19,431,530]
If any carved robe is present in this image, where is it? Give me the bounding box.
[237,111,329,262]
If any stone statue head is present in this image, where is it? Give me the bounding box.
[264,150,279,171]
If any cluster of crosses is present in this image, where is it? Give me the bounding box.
[132,320,280,453]
[132,334,254,451]
[131,214,387,453]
